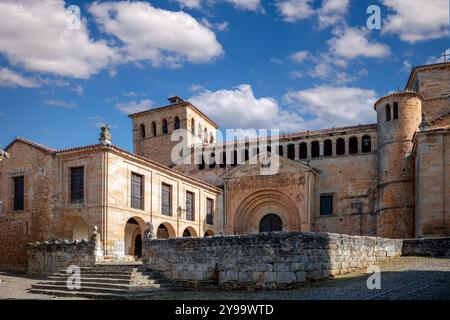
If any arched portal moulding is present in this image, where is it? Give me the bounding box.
[233,189,301,234]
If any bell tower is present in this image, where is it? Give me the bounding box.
[129,96,219,166]
[374,91,423,238]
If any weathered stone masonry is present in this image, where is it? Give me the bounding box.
[143,232,403,289]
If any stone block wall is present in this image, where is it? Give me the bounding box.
[402,237,450,257]
[26,239,102,275]
[143,232,403,289]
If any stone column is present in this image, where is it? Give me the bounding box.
[295,144,300,160]
[319,141,324,157]
[332,140,337,157]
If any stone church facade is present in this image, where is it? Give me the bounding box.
[0,62,449,271]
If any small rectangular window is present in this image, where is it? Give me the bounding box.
[13,176,24,211]
[161,183,172,216]
[320,195,333,215]
[70,167,84,205]
[186,191,194,221]
[206,198,214,225]
[131,173,144,210]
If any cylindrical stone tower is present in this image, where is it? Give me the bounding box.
[374,91,423,238]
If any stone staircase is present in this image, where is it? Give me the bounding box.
[28,262,186,299]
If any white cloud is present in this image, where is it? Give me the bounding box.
[89,1,223,67]
[226,0,262,12]
[0,0,117,79]
[276,0,315,22]
[44,99,77,109]
[0,68,39,88]
[190,84,302,130]
[289,71,303,79]
[70,85,84,96]
[426,48,450,65]
[115,99,153,114]
[328,27,391,59]
[289,50,310,63]
[189,83,206,92]
[201,18,229,32]
[317,0,350,28]
[173,0,263,12]
[382,0,449,43]
[284,85,378,128]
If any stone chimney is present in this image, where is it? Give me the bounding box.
[99,125,112,145]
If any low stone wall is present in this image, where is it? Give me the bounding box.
[27,239,103,275]
[402,237,450,257]
[143,232,403,289]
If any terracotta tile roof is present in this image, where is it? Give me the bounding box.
[55,143,223,192]
[374,90,423,107]
[4,136,56,153]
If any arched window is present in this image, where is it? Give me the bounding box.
[182,228,192,237]
[245,149,249,161]
[393,102,399,120]
[287,144,295,160]
[209,152,216,169]
[311,141,320,158]
[386,104,391,121]
[204,128,208,143]
[299,143,307,159]
[197,123,202,139]
[231,150,238,167]
[151,121,156,136]
[362,135,371,153]
[324,139,332,157]
[209,133,214,143]
[219,151,226,168]
[198,154,205,170]
[349,136,358,154]
[139,124,146,139]
[336,138,345,155]
[191,118,195,136]
[162,119,168,134]
[174,117,180,130]
[259,214,282,233]
[278,145,284,157]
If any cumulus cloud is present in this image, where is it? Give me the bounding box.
[289,50,310,63]
[0,0,117,79]
[0,68,39,88]
[189,84,302,130]
[382,0,449,43]
[89,1,223,67]
[173,0,263,12]
[276,0,315,23]
[328,27,391,59]
[44,99,77,109]
[189,84,378,132]
[317,0,350,29]
[284,85,378,128]
[115,99,153,114]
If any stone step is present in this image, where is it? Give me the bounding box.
[27,288,166,300]
[32,281,175,291]
[47,276,131,285]
[54,273,133,280]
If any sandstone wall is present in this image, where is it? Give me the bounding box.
[402,237,450,257]
[26,239,102,275]
[143,232,402,289]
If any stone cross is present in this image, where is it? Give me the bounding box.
[440,50,450,62]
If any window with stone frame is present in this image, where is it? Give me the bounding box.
[161,183,172,216]
[320,195,333,215]
[13,176,24,211]
[70,167,84,205]
[206,198,214,225]
[131,172,144,210]
[185,191,195,221]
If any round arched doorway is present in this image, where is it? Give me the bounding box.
[259,214,283,233]
[124,217,145,259]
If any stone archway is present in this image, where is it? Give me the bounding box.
[156,222,176,239]
[72,216,89,240]
[204,230,214,237]
[124,217,146,259]
[233,189,300,234]
[182,226,197,237]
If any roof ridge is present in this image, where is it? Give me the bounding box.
[4,136,56,153]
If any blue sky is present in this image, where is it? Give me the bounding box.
[0,0,449,151]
